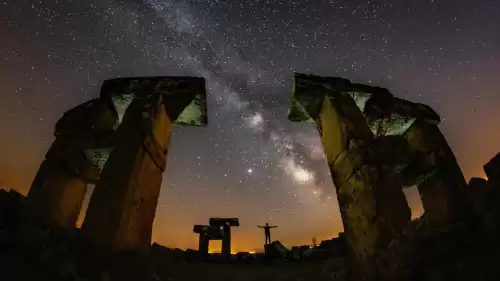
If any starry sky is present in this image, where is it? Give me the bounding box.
[1,0,499,253]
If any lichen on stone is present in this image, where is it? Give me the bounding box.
[110,94,135,130]
[84,147,114,170]
[368,113,416,136]
[173,93,208,127]
[288,96,315,122]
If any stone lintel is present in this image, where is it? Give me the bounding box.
[209,217,240,227]
[99,76,207,127]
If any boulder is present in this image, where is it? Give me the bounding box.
[484,153,500,181]
[265,241,289,259]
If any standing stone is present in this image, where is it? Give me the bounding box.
[208,218,239,259]
[193,225,211,255]
[484,152,500,181]
[23,139,100,228]
[336,79,469,229]
[81,93,171,252]
[332,138,412,281]
[82,77,208,253]
[289,73,412,281]
[404,120,468,228]
[23,98,118,229]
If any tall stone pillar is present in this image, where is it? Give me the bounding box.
[82,93,171,252]
[289,73,412,281]
[404,120,468,228]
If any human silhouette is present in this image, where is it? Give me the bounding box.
[257,223,277,245]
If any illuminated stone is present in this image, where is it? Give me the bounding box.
[82,76,207,252]
[23,139,96,228]
[289,72,470,279]
[100,76,208,127]
[23,98,117,229]
[289,73,412,281]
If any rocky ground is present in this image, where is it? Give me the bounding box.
[0,229,346,281]
[2,151,500,281]
[1,214,500,281]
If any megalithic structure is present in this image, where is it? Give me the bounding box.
[288,73,412,281]
[209,217,239,259]
[193,218,239,259]
[23,98,118,229]
[80,76,208,252]
[354,87,469,228]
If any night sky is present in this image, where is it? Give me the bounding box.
[1,0,499,253]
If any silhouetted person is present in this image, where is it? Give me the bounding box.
[257,223,277,245]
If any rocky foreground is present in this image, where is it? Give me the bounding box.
[1,207,500,281]
[2,152,500,281]
[0,227,346,281]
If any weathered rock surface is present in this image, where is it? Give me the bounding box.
[290,73,414,281]
[22,76,208,254]
[82,77,207,253]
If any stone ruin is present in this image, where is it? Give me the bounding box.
[468,152,500,232]
[193,217,239,258]
[21,76,208,252]
[288,73,469,281]
[12,72,495,281]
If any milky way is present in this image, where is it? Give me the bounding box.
[1,0,500,252]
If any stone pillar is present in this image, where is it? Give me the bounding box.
[404,120,468,228]
[23,138,100,228]
[198,233,209,255]
[194,225,211,255]
[331,139,412,281]
[81,92,172,252]
[221,225,231,258]
[289,73,412,281]
[23,98,118,229]
[320,97,411,281]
